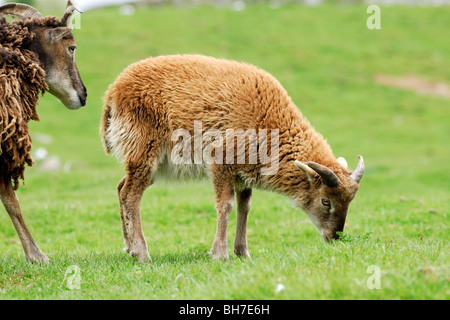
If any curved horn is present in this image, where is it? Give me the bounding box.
[0,3,43,20]
[305,162,341,188]
[60,0,83,26]
[350,155,365,183]
[295,160,316,183]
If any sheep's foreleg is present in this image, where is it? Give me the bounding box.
[0,176,49,263]
[234,187,252,258]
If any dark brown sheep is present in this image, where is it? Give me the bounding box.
[0,2,86,263]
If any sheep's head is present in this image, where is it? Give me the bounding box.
[0,1,87,110]
[294,156,364,242]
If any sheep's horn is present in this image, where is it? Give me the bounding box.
[350,155,365,183]
[0,3,44,20]
[60,0,83,26]
[305,161,341,188]
[295,160,316,183]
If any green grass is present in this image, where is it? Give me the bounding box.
[0,4,449,299]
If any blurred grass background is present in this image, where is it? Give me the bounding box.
[0,1,448,299]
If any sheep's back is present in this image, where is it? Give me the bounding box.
[106,54,293,134]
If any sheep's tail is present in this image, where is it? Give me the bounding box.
[100,102,112,154]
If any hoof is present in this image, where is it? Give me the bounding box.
[27,251,50,264]
[234,249,251,259]
[210,243,229,261]
[210,251,229,261]
[130,250,152,263]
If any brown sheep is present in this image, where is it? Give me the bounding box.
[0,2,86,263]
[101,54,364,262]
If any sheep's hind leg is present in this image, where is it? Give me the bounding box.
[234,187,252,259]
[119,163,154,263]
[0,175,49,263]
[117,176,132,253]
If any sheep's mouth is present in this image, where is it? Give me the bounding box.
[48,86,86,110]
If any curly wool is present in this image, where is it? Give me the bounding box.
[0,16,58,190]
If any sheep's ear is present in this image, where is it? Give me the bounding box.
[295,160,315,183]
[46,27,73,43]
[337,157,348,169]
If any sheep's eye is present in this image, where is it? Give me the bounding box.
[321,198,331,207]
[68,46,76,54]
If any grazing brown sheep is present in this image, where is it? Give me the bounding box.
[0,1,86,263]
[101,54,364,262]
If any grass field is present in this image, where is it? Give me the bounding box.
[0,3,448,300]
